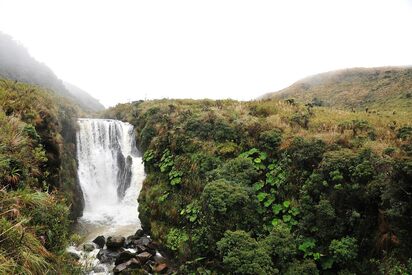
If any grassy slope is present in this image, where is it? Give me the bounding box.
[105,97,412,273]
[0,79,82,273]
[262,67,412,118]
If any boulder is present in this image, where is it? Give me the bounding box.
[137,251,152,263]
[153,252,167,264]
[93,235,106,249]
[113,258,141,273]
[136,244,148,253]
[106,236,126,250]
[97,249,123,263]
[93,264,106,273]
[153,262,168,273]
[83,243,95,252]
[134,229,144,238]
[115,250,137,265]
[134,236,151,246]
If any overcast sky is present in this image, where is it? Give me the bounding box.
[1,0,411,107]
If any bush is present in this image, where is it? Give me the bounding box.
[199,179,260,250]
[207,157,259,185]
[217,230,274,274]
[329,237,358,265]
[259,129,282,153]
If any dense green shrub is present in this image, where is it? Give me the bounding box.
[217,230,274,274]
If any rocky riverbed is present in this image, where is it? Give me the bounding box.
[67,229,170,274]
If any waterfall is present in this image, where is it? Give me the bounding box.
[76,118,144,229]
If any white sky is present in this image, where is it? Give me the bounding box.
[1,0,412,107]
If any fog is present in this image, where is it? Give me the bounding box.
[1,0,412,107]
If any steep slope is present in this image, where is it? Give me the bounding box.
[104,98,411,274]
[0,31,103,112]
[262,67,412,114]
[0,79,83,273]
[64,82,105,112]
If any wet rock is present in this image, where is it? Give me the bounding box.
[93,264,106,273]
[134,229,144,238]
[107,236,126,250]
[115,250,136,265]
[134,236,151,246]
[97,249,123,263]
[153,263,168,273]
[113,258,141,273]
[93,235,106,249]
[136,244,148,253]
[153,252,167,264]
[83,243,95,252]
[137,251,152,263]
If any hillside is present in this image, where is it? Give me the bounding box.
[0,31,103,112]
[262,67,412,115]
[104,98,412,274]
[0,79,83,273]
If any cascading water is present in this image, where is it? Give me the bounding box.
[76,118,144,237]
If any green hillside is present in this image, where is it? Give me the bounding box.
[262,67,412,116]
[0,79,82,273]
[104,97,412,274]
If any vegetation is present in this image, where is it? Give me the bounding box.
[105,95,412,274]
[262,66,412,119]
[0,79,82,273]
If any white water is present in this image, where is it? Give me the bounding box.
[76,119,144,238]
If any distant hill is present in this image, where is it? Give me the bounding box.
[262,67,412,113]
[64,82,105,112]
[0,31,104,112]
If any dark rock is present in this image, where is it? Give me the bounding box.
[107,236,126,250]
[135,236,151,246]
[97,249,123,263]
[137,251,152,263]
[136,244,147,253]
[115,251,136,265]
[113,258,141,273]
[93,235,106,248]
[134,229,144,238]
[153,263,168,273]
[83,243,95,252]
[153,253,167,264]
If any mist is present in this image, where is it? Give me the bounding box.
[1,0,412,107]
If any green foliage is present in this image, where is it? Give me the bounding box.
[160,149,174,172]
[166,228,189,252]
[180,200,201,223]
[208,156,259,185]
[217,230,275,274]
[106,96,412,273]
[169,167,183,186]
[0,79,81,273]
[284,259,319,275]
[258,129,282,152]
[329,237,358,265]
[200,179,258,227]
[240,148,268,170]
[397,126,412,140]
[299,239,320,260]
